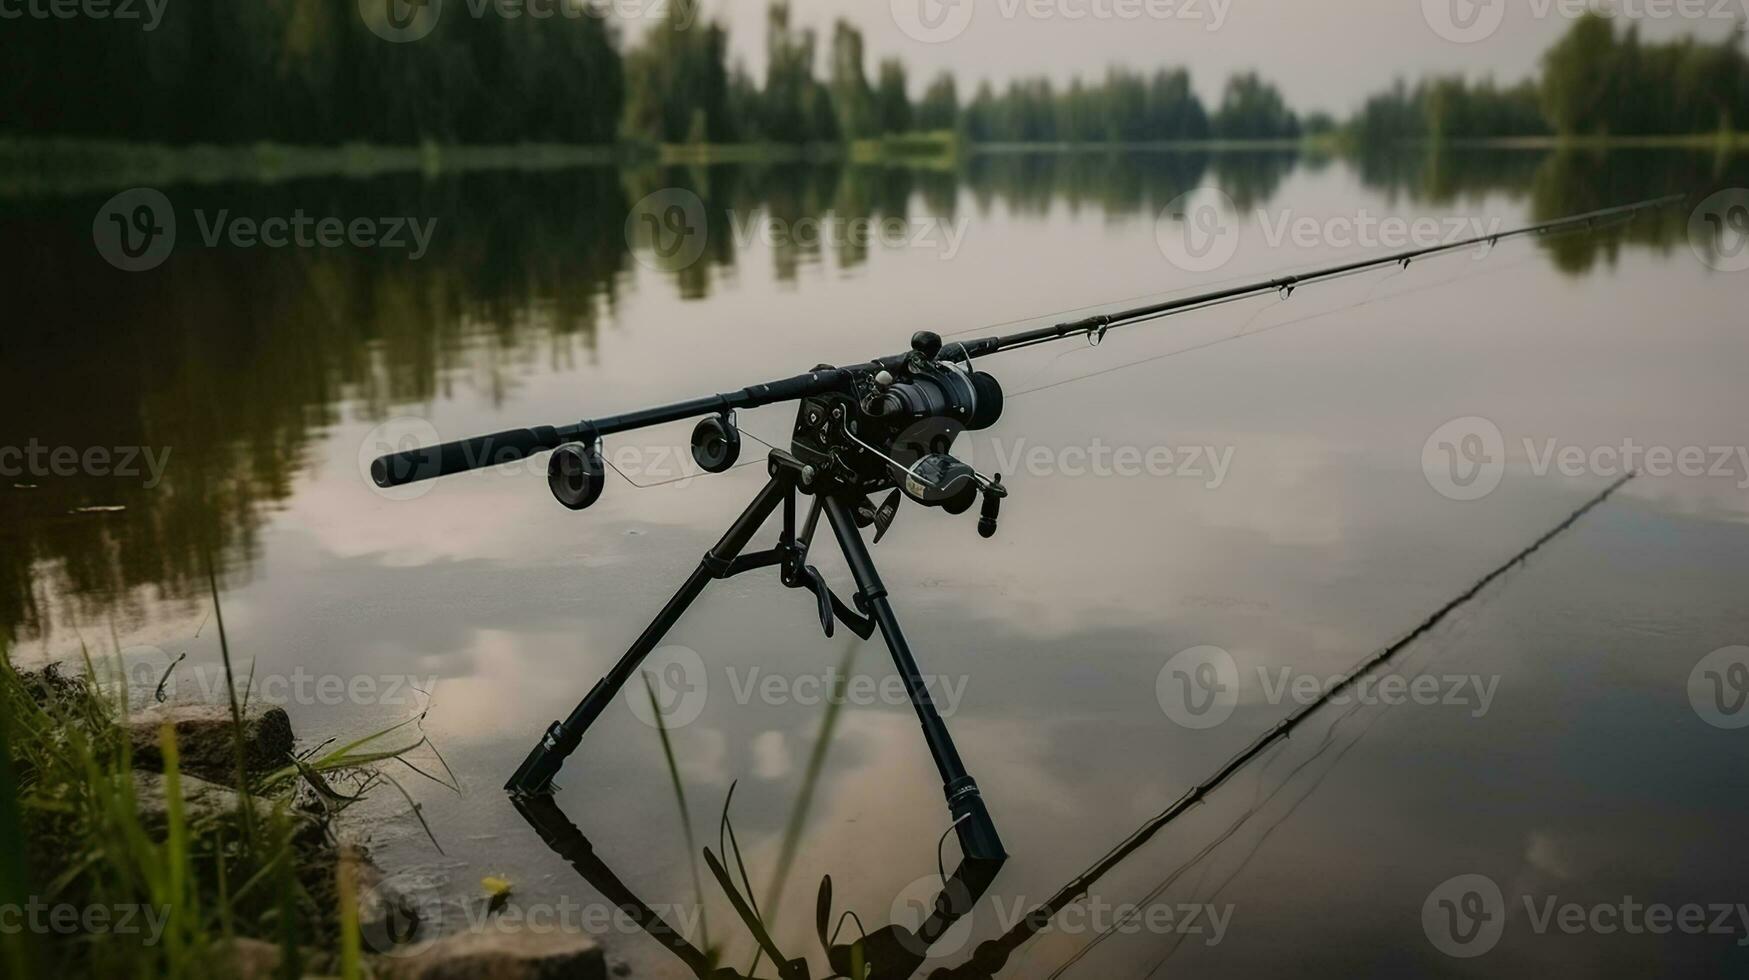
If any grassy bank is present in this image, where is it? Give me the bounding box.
[3,130,1741,199]
[1444,132,1749,151]
[0,632,446,978]
[0,138,627,198]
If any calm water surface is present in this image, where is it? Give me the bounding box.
[5,147,1748,977]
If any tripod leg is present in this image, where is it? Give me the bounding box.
[820,495,1007,861]
[507,476,791,795]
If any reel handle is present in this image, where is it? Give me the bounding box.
[372,426,565,488]
[977,476,1004,539]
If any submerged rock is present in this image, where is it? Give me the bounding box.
[379,930,606,980]
[131,770,301,828]
[212,936,339,980]
[127,701,296,781]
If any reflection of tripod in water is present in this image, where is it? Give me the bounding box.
[512,794,1003,980]
[507,449,1006,865]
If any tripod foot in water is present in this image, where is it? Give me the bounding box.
[506,460,1006,866]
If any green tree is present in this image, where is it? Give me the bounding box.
[875,59,914,134]
[917,73,960,132]
[830,21,878,139]
[623,4,736,143]
[1540,14,1621,135]
[1212,72,1299,140]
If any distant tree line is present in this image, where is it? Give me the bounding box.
[1352,15,1748,144]
[2,5,1744,146]
[0,0,623,143]
[625,7,1299,144]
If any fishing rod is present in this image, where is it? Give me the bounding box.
[936,193,1685,363]
[369,193,1684,866]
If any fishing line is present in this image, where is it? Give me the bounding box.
[957,472,1637,979]
[601,424,790,489]
[1002,220,1620,402]
[1109,605,1493,977]
[1138,608,1489,977]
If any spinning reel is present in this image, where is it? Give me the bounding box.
[544,331,1009,539]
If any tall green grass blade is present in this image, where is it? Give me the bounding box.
[643,669,712,952]
[0,651,34,978]
[158,722,191,971]
[336,853,363,980]
[764,638,860,922]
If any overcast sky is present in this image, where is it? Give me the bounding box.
[647,0,1745,116]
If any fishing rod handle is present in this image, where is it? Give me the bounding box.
[370,368,855,489]
[371,426,566,488]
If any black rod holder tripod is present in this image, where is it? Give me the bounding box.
[506,452,1006,863]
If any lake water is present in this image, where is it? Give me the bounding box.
[5,146,1749,977]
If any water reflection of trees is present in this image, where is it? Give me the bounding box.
[1353,145,1749,272]
[2,169,633,641]
[6,147,1737,642]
